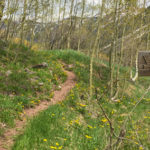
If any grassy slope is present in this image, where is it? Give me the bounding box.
[0,43,67,135]
[12,50,150,150]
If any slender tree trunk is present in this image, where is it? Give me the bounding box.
[130,12,135,79]
[55,0,61,48]
[111,0,125,100]
[112,23,126,101]
[131,1,146,81]
[88,0,95,56]
[147,30,150,51]
[30,0,38,47]
[48,0,54,49]
[90,0,105,98]
[0,0,5,22]
[67,0,74,49]
[9,0,19,39]
[146,12,150,50]
[5,0,10,41]
[59,0,67,49]
[20,0,27,45]
[77,0,85,51]
[110,0,118,98]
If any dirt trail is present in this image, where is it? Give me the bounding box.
[0,70,76,150]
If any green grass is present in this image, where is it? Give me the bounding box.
[0,43,67,135]
[12,50,150,150]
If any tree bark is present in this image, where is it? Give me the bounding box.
[0,0,5,22]
[67,0,74,49]
[90,0,105,98]
[77,0,85,51]
[20,0,27,45]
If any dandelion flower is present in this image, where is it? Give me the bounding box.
[51,113,55,117]
[101,118,108,123]
[134,142,139,145]
[79,103,86,107]
[139,146,144,150]
[56,142,59,146]
[50,146,57,149]
[85,135,92,139]
[88,125,93,129]
[62,117,65,120]
[58,146,63,149]
[43,139,47,142]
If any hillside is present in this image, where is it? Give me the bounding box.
[0,42,67,135]
[0,1,150,149]
[0,43,149,150]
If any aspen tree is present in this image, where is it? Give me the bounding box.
[131,0,146,81]
[73,0,79,31]
[130,6,135,79]
[20,0,27,44]
[146,8,150,50]
[77,0,85,51]
[111,0,124,100]
[90,0,105,98]
[59,0,67,49]
[67,0,74,49]
[48,0,54,49]
[109,0,119,98]
[55,0,62,48]
[9,0,19,39]
[0,0,5,22]
[129,0,138,79]
[88,0,95,56]
[30,0,39,47]
[40,0,49,48]
[57,0,61,24]
[5,0,11,41]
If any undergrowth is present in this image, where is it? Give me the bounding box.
[12,50,150,150]
[0,43,67,135]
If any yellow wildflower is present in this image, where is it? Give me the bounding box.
[79,103,86,107]
[56,143,59,146]
[75,120,80,125]
[111,110,114,114]
[70,121,73,125]
[117,100,121,103]
[43,139,47,142]
[62,117,65,120]
[88,125,93,129]
[51,113,55,117]
[139,146,144,150]
[77,103,86,107]
[85,135,92,139]
[101,118,108,123]
[58,146,63,150]
[50,146,57,149]
[135,142,139,145]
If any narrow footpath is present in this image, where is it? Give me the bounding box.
[0,70,76,150]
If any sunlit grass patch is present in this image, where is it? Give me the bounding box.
[0,45,67,135]
[11,50,150,149]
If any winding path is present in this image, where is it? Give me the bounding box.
[0,70,76,150]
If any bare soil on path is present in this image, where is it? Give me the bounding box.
[0,70,76,150]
